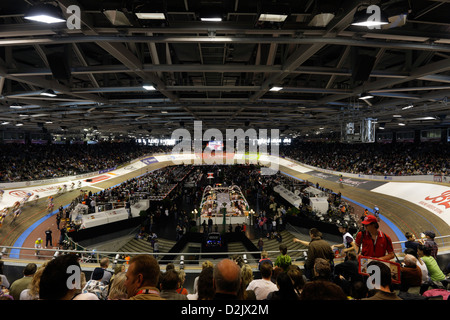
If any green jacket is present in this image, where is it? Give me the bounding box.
[422,256,446,282]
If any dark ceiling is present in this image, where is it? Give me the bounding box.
[0,0,450,139]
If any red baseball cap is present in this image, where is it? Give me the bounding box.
[362,215,377,225]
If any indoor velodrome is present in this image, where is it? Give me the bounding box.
[0,0,449,309]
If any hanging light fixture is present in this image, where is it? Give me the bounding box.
[257,2,290,22]
[24,4,66,24]
[358,92,374,100]
[40,89,57,97]
[135,1,167,20]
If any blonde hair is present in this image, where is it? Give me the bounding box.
[202,260,214,269]
[240,264,254,287]
[178,269,186,284]
[107,272,128,300]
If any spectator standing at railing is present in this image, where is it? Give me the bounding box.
[404,232,419,256]
[294,228,334,280]
[419,231,438,259]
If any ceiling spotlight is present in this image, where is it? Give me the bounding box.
[200,16,222,22]
[257,3,290,22]
[269,86,283,92]
[40,89,57,97]
[15,122,24,127]
[10,103,23,109]
[398,123,406,126]
[136,12,166,20]
[352,5,389,28]
[402,104,414,110]
[358,92,373,100]
[24,4,66,24]
[199,8,223,22]
[135,2,167,20]
[142,84,156,91]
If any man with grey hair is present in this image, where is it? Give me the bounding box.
[213,258,241,300]
[400,254,422,292]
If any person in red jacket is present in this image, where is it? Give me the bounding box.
[353,215,395,261]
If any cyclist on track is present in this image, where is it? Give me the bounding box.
[12,207,22,222]
[373,205,380,220]
[0,208,8,227]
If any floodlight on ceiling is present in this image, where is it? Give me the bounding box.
[269,86,283,92]
[10,103,23,109]
[136,12,166,19]
[199,8,223,22]
[24,4,66,24]
[258,13,288,22]
[142,84,156,91]
[351,5,389,28]
[200,17,222,22]
[40,89,57,97]
[358,92,373,100]
[135,2,167,20]
[103,10,132,26]
[257,3,290,22]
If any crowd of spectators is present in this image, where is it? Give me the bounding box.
[0,142,171,182]
[281,141,449,176]
[2,245,448,301]
[1,140,448,183]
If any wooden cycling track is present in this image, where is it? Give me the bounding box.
[1,160,450,259]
